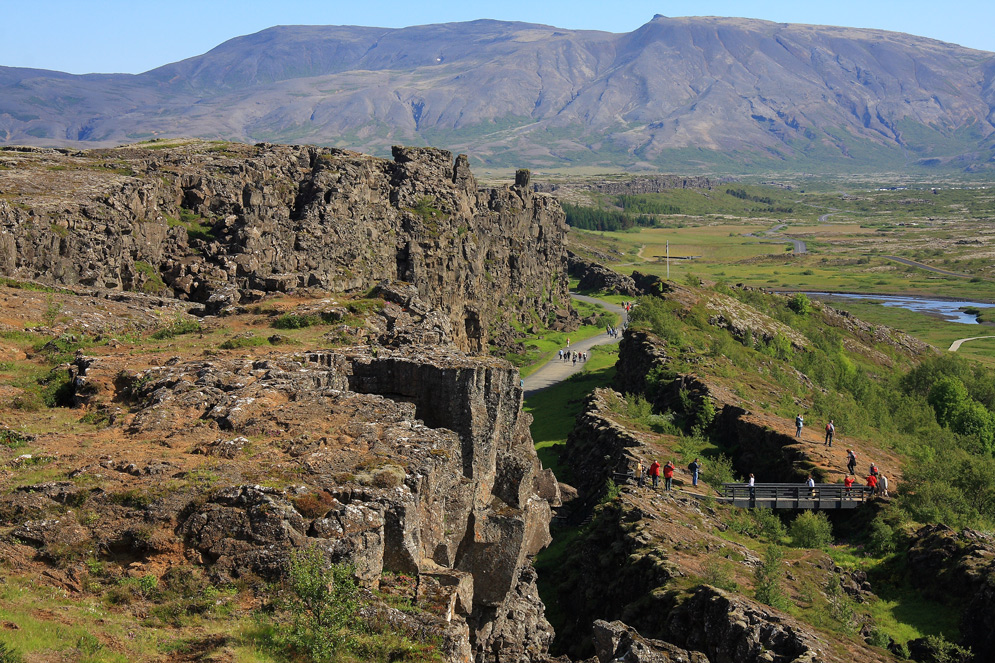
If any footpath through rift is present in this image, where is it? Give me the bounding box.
[522,294,627,397]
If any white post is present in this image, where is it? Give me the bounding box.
[667,240,670,279]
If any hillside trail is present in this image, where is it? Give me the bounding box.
[949,335,995,351]
[522,294,627,396]
[757,412,905,488]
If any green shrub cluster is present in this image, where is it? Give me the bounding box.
[0,429,29,448]
[150,319,202,340]
[270,546,442,663]
[272,312,326,329]
[0,641,25,663]
[219,335,269,350]
[728,507,786,542]
[789,511,834,549]
[754,544,788,609]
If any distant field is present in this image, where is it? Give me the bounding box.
[567,182,995,357]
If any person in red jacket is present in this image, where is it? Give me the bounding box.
[866,473,878,496]
[663,460,675,492]
[843,475,855,498]
[648,460,661,489]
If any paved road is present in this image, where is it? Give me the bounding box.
[883,255,973,279]
[949,335,995,352]
[523,294,627,396]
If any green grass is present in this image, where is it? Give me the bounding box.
[164,208,216,243]
[865,589,961,645]
[524,348,618,480]
[219,335,270,350]
[566,183,995,305]
[818,298,995,368]
[0,575,151,662]
[506,318,618,377]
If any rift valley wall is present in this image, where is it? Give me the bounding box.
[0,141,571,351]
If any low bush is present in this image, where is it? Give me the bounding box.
[0,641,25,663]
[789,511,834,549]
[219,335,269,350]
[150,319,202,340]
[701,558,739,591]
[728,507,786,542]
[866,516,897,555]
[279,546,360,661]
[754,544,788,609]
[273,313,324,330]
[293,491,337,519]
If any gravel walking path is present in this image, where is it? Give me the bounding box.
[523,294,627,396]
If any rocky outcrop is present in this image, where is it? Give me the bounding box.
[662,587,826,662]
[567,252,639,297]
[906,524,995,657]
[592,620,708,663]
[4,339,557,662]
[561,388,647,504]
[613,330,671,399]
[552,379,899,663]
[0,142,571,351]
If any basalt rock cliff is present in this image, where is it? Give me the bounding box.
[0,143,569,662]
[0,141,573,352]
[0,283,561,662]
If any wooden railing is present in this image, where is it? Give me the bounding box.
[721,483,874,509]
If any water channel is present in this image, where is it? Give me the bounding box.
[804,292,995,325]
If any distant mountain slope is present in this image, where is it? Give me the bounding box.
[2,16,994,173]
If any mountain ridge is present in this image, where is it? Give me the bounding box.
[2,15,994,173]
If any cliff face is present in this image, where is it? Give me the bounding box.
[0,141,571,352]
[550,387,894,663]
[0,143,566,661]
[3,333,557,661]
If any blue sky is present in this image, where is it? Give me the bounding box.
[3,0,994,74]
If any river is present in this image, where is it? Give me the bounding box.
[804,292,995,325]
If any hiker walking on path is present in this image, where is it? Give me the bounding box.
[748,473,755,500]
[846,449,857,476]
[664,460,675,491]
[648,460,661,489]
[824,420,835,447]
[878,472,888,497]
[689,458,702,487]
[843,475,854,497]
[795,414,804,438]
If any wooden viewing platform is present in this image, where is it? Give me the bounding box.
[721,483,874,509]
